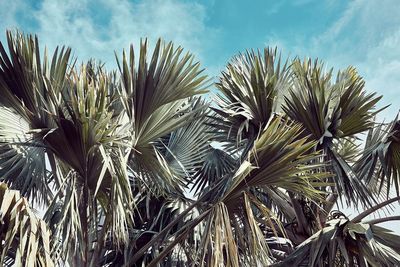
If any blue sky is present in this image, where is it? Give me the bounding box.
[1,0,400,230]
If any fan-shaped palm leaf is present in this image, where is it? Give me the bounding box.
[214,48,290,155]
[0,31,71,204]
[273,200,400,267]
[116,39,210,196]
[283,59,379,207]
[355,117,400,196]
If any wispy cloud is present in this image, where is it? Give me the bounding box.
[320,0,400,119]
[266,0,318,15]
[1,0,216,69]
[267,0,400,119]
[0,0,26,31]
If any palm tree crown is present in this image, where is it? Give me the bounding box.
[0,30,400,267]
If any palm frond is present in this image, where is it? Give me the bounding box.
[221,116,327,204]
[22,61,135,265]
[159,99,212,184]
[284,59,377,207]
[273,212,400,266]
[116,39,209,130]
[0,182,53,267]
[0,31,70,204]
[332,66,384,137]
[0,107,50,204]
[214,48,290,155]
[0,30,398,267]
[355,117,400,196]
[283,59,334,145]
[116,39,210,196]
[192,146,237,195]
[186,117,329,266]
[332,137,361,164]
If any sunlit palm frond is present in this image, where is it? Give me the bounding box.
[214,48,290,155]
[283,59,334,145]
[273,202,400,267]
[284,59,377,208]
[39,62,136,265]
[0,182,53,267]
[331,66,384,138]
[116,39,210,196]
[188,117,329,266]
[355,117,400,197]
[0,31,71,204]
[0,107,50,204]
[116,39,209,129]
[332,137,361,164]
[220,116,327,204]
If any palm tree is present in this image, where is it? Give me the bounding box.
[0,30,400,266]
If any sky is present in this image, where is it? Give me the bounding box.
[1,0,400,231]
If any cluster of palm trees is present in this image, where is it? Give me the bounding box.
[0,30,400,266]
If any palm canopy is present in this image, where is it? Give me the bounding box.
[0,30,400,267]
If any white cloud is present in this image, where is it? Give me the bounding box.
[270,0,400,120]
[0,0,28,37]
[335,1,400,120]
[33,0,104,58]
[363,28,400,117]
[103,0,213,64]
[1,0,215,70]
[266,0,319,15]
